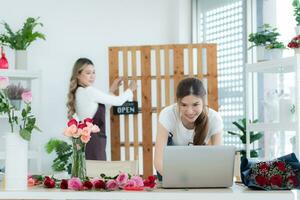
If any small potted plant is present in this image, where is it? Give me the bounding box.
[248,24,285,61]
[293,0,300,34]
[288,35,300,54]
[6,83,28,110]
[0,17,46,69]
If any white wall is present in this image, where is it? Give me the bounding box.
[0,0,192,173]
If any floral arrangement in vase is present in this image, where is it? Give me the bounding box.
[63,118,100,180]
[0,76,41,141]
[288,35,300,54]
[28,172,157,191]
[6,83,29,110]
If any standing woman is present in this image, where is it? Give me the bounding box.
[154,77,223,177]
[67,58,137,160]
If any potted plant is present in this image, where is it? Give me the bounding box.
[6,83,28,110]
[228,118,263,159]
[248,24,285,61]
[293,0,300,34]
[0,17,46,69]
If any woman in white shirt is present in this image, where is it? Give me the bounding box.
[154,77,223,179]
[66,58,136,160]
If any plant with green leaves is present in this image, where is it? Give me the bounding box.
[293,0,300,26]
[45,139,72,172]
[228,118,263,158]
[0,17,46,50]
[248,24,285,49]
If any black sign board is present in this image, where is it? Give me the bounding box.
[113,101,138,115]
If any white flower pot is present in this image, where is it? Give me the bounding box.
[256,46,266,62]
[256,47,283,61]
[5,133,28,190]
[294,48,300,55]
[15,50,27,70]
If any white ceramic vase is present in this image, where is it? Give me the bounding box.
[256,46,283,61]
[295,26,300,35]
[5,133,28,190]
[15,50,27,70]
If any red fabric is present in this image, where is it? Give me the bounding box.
[0,52,9,69]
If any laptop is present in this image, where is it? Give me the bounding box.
[162,145,236,188]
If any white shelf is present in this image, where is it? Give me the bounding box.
[248,122,297,132]
[0,69,40,79]
[0,150,39,160]
[245,56,298,73]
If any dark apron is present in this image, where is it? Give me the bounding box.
[85,103,107,160]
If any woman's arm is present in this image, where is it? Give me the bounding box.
[207,132,223,145]
[89,87,133,106]
[154,122,169,176]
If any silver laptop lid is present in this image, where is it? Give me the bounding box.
[162,145,236,188]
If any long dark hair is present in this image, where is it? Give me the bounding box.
[67,58,94,119]
[176,77,208,145]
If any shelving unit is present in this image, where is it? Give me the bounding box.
[245,55,300,159]
[0,69,42,173]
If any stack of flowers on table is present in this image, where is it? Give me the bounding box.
[248,160,299,190]
[63,118,100,180]
[28,172,157,191]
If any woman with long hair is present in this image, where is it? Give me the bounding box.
[154,77,223,177]
[67,58,137,160]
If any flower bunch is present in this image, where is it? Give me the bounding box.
[0,76,41,141]
[288,35,300,49]
[29,172,157,191]
[64,118,100,144]
[249,160,299,190]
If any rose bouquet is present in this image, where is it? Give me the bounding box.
[0,76,40,141]
[288,35,300,49]
[63,118,100,180]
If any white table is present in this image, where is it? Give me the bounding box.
[0,184,297,200]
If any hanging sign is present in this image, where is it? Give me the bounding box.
[113,101,138,115]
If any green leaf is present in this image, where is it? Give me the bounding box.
[19,129,31,141]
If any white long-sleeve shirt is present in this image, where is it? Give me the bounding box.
[75,86,133,120]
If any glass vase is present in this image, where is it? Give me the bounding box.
[71,138,86,180]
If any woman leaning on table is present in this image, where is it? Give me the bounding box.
[154,77,224,179]
[67,58,137,161]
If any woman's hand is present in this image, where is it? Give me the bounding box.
[110,77,123,93]
[128,81,137,92]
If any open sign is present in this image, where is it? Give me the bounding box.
[113,101,138,115]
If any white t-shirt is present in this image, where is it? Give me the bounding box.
[158,103,223,145]
[75,86,133,120]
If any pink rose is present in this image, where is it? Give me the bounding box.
[80,133,91,143]
[106,179,119,190]
[72,128,82,138]
[64,124,77,137]
[91,125,100,133]
[84,118,93,124]
[0,76,9,89]
[68,177,82,190]
[21,91,32,103]
[130,176,144,187]
[27,178,36,187]
[125,180,137,188]
[116,172,129,187]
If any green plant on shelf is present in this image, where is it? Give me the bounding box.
[228,118,263,158]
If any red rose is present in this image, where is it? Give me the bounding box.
[270,175,283,187]
[259,162,269,172]
[60,179,68,189]
[84,118,93,124]
[255,175,268,186]
[287,176,299,187]
[77,123,87,129]
[68,118,78,127]
[275,161,286,172]
[94,180,106,189]
[83,181,93,190]
[44,176,55,188]
[143,176,156,188]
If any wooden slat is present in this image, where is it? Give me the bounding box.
[109,47,121,160]
[206,44,218,111]
[131,48,139,160]
[122,48,130,160]
[155,47,162,116]
[188,45,193,77]
[164,47,170,105]
[173,46,184,100]
[197,47,204,79]
[141,46,153,178]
